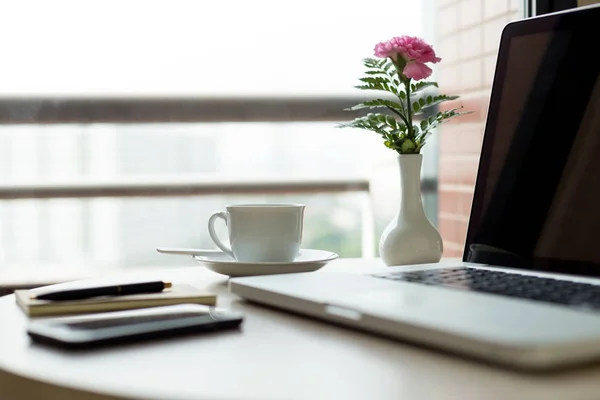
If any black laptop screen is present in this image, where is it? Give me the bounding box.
[463,5,600,277]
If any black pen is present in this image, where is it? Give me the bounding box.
[31,281,173,301]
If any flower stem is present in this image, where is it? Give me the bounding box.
[405,79,413,139]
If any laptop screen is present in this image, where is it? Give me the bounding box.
[463,5,600,277]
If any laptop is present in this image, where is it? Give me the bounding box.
[229,4,600,370]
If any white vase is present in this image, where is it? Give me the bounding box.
[379,154,443,266]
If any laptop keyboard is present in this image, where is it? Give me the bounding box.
[372,267,600,311]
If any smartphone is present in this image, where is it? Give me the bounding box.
[27,304,243,349]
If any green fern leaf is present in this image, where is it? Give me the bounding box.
[410,81,438,93]
[413,94,460,114]
[355,76,398,95]
[348,99,405,114]
[364,70,388,76]
[363,58,381,68]
[358,59,401,96]
[354,84,390,94]
[428,107,473,127]
[426,94,459,107]
[359,76,389,85]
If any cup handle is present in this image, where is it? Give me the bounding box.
[208,211,234,258]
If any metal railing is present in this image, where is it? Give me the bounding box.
[0,176,370,199]
[0,96,371,124]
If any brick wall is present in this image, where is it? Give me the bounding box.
[436,0,521,257]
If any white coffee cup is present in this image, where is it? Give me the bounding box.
[207,204,305,262]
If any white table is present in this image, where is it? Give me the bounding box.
[2,258,600,400]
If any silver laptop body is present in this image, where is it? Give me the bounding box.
[230,4,600,370]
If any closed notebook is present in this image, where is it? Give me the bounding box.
[15,284,217,317]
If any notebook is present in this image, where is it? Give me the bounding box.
[16,283,217,317]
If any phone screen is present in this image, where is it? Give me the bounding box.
[27,304,244,348]
[62,311,210,330]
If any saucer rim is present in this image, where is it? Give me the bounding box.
[192,248,338,266]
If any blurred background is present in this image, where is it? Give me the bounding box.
[0,0,438,275]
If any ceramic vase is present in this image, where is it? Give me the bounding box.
[379,154,443,266]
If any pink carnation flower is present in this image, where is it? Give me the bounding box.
[374,36,441,80]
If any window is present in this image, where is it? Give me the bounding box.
[0,1,437,275]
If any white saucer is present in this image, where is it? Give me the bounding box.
[192,249,338,277]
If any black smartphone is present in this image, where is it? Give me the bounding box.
[27,304,243,349]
